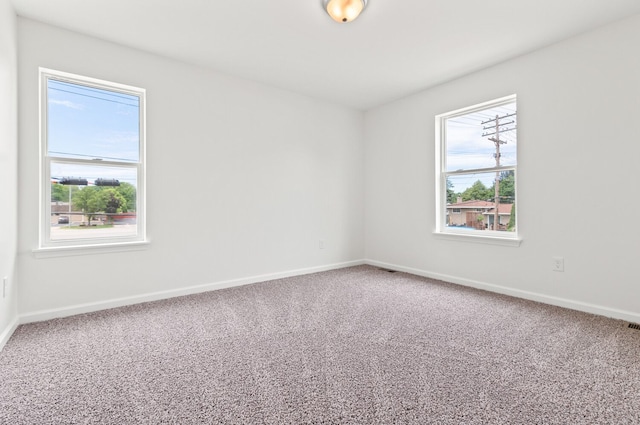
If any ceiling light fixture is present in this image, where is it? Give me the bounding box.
[323,0,368,23]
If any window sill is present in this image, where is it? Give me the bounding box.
[432,231,521,247]
[33,240,150,258]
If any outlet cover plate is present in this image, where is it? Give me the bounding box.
[552,257,564,272]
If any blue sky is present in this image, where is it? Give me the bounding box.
[445,101,517,192]
[48,79,140,186]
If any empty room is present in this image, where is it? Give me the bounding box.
[1,0,639,423]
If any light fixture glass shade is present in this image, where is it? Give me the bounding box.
[323,0,367,23]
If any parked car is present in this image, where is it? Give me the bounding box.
[58,216,69,224]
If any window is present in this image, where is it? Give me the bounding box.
[435,95,517,241]
[39,68,146,250]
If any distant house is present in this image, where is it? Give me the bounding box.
[51,201,70,214]
[446,198,513,230]
[50,202,91,225]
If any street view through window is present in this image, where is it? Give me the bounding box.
[44,72,144,245]
[440,96,517,234]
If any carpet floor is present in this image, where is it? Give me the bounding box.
[1,265,639,424]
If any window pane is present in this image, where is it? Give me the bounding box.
[446,171,516,232]
[445,101,516,172]
[50,162,138,241]
[47,79,140,162]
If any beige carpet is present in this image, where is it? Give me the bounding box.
[1,265,639,424]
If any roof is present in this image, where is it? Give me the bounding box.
[447,200,495,208]
[447,200,513,215]
[485,204,513,215]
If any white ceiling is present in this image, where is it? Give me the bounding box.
[10,0,640,110]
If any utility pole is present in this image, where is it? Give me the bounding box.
[482,112,516,230]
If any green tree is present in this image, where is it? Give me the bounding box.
[487,170,515,203]
[507,203,516,231]
[101,189,127,214]
[115,182,136,212]
[462,180,492,202]
[446,178,458,204]
[51,184,70,202]
[498,170,515,203]
[72,186,105,225]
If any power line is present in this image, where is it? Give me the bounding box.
[49,150,138,162]
[482,111,517,230]
[50,80,138,102]
[49,87,139,108]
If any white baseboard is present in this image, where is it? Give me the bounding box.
[365,259,640,324]
[0,317,19,352]
[16,258,638,330]
[20,260,365,325]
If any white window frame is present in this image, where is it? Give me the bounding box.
[37,68,147,255]
[434,95,520,246]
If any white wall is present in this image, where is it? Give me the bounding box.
[364,14,640,321]
[0,0,18,348]
[17,19,364,318]
[13,13,640,327]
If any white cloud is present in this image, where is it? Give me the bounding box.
[49,98,84,110]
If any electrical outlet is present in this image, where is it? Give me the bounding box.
[319,240,325,249]
[552,257,564,272]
